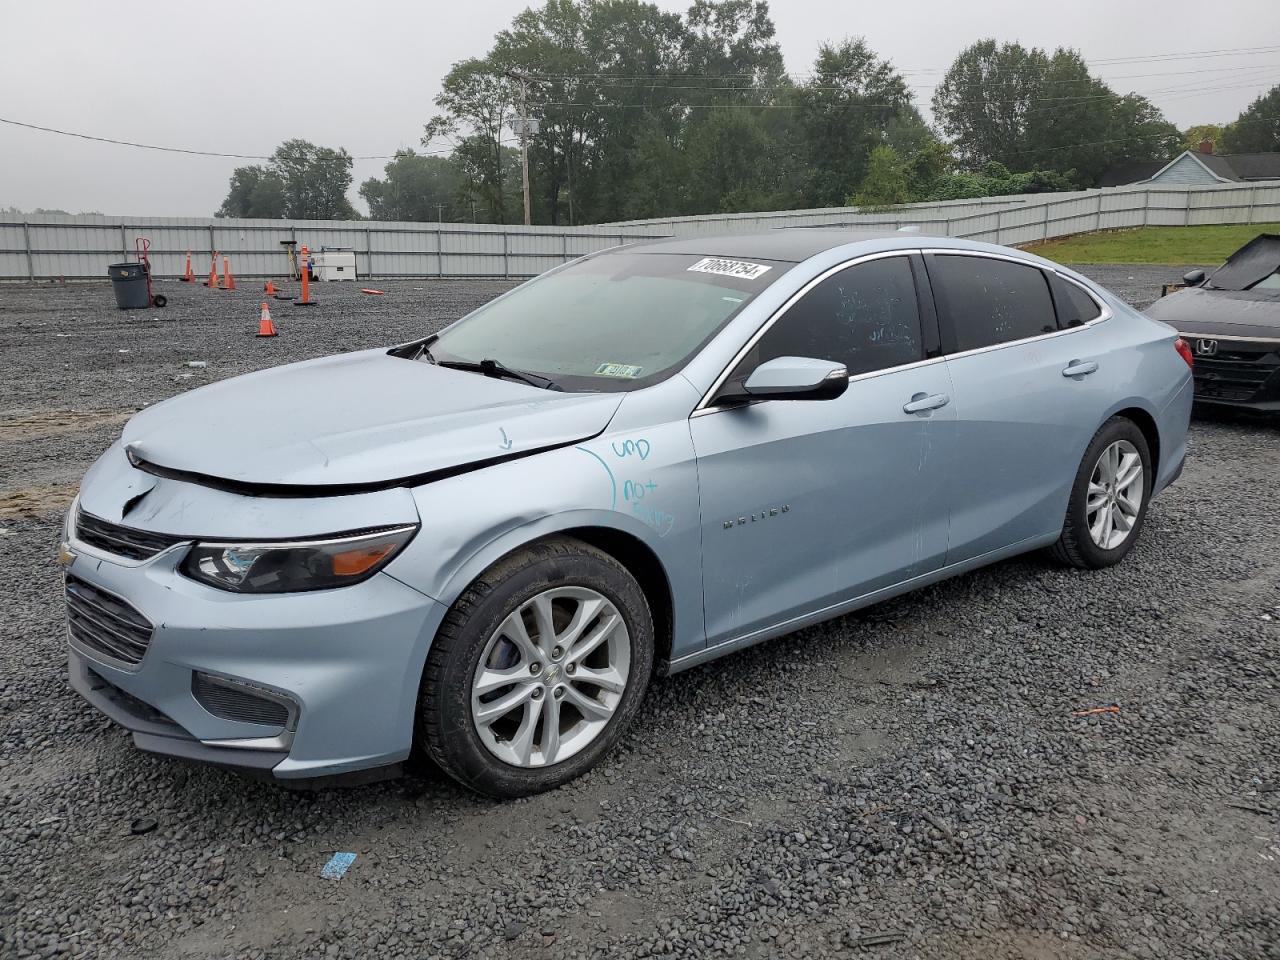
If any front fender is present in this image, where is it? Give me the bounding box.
[384,420,706,661]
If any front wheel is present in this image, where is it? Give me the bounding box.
[1051,417,1152,569]
[418,537,653,798]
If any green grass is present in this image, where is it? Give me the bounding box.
[1027,223,1280,264]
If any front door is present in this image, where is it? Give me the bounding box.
[691,253,956,647]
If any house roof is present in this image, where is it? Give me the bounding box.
[1222,153,1280,180]
[1194,152,1243,181]
[1100,150,1280,187]
[1098,161,1167,188]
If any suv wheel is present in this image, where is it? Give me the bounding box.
[1052,416,1152,569]
[418,536,653,798]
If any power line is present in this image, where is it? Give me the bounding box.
[0,115,463,161]
[533,74,1280,112]
[522,44,1280,83]
[523,62,1279,93]
[3,43,1275,163]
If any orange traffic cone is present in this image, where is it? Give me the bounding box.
[256,302,277,337]
[180,250,195,282]
[221,257,236,291]
[264,279,277,295]
[205,252,219,287]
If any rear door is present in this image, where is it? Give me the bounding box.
[927,252,1111,563]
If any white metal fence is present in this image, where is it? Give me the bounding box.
[3,181,1278,281]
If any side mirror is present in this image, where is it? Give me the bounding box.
[1182,269,1206,286]
[742,356,848,401]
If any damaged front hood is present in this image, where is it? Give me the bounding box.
[1145,286,1280,341]
[122,349,624,490]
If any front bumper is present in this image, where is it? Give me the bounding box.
[63,538,446,781]
[1184,337,1280,415]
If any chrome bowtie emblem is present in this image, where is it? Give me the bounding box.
[1195,338,1218,356]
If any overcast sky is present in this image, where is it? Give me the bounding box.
[3,0,1279,218]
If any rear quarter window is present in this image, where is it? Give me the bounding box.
[933,255,1058,352]
[1059,278,1103,326]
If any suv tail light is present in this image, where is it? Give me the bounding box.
[1174,337,1194,370]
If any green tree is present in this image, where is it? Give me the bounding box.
[794,38,913,207]
[923,162,1073,201]
[425,58,518,223]
[932,41,1179,185]
[932,40,1048,170]
[853,145,910,210]
[217,165,286,218]
[359,150,462,221]
[429,0,793,223]
[1221,84,1280,153]
[271,139,358,220]
[904,139,954,199]
[1179,123,1229,154]
[217,140,356,219]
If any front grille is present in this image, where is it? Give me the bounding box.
[1190,342,1280,402]
[75,509,186,561]
[65,575,154,665]
[86,667,177,727]
[192,673,291,727]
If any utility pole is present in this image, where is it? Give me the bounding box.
[506,69,536,226]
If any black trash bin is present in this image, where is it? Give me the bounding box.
[109,262,150,310]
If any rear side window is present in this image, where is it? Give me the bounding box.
[934,255,1057,352]
[747,256,923,378]
[1059,278,1103,326]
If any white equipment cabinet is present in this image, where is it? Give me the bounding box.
[310,248,357,281]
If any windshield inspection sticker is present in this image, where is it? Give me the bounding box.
[687,257,772,280]
[595,362,644,378]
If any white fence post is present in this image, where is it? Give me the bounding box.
[22,221,34,281]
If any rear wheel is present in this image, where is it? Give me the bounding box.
[1052,417,1152,569]
[418,537,653,798]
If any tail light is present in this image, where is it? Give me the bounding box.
[1174,337,1194,370]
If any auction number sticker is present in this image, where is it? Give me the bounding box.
[595,362,644,378]
[686,257,772,280]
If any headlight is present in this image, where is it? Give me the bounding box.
[180,525,418,594]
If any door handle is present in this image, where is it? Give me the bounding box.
[903,392,950,415]
[1062,360,1098,378]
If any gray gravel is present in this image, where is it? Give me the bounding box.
[1,267,1277,960]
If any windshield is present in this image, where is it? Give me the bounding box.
[431,251,784,391]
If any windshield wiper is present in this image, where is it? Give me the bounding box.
[437,357,560,391]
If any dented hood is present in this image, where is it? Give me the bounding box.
[122,349,624,490]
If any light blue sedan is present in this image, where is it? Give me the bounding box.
[62,231,1193,796]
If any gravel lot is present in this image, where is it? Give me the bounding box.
[1,266,1277,960]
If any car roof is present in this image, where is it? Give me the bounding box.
[615,228,918,263]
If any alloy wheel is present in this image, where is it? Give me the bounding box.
[1087,439,1144,550]
[470,586,630,768]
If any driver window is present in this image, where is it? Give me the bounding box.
[731,256,924,387]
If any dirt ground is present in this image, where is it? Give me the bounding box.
[0,270,1277,960]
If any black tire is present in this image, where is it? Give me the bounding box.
[1051,416,1153,569]
[418,536,653,798]
[151,294,167,308]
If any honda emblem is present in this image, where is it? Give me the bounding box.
[1195,338,1218,357]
